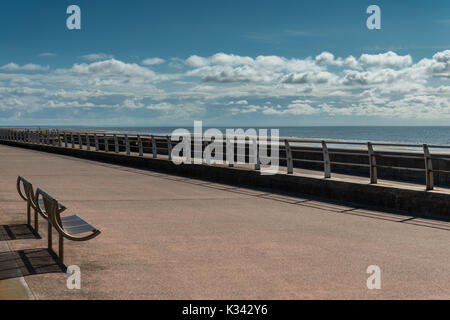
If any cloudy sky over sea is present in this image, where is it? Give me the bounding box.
[0,0,449,126]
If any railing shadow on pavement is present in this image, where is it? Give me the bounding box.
[0,224,41,240]
[97,161,450,231]
[0,248,65,281]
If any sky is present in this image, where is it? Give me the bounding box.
[0,0,449,126]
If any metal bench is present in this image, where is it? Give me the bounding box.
[16,176,101,264]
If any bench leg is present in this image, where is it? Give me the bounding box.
[34,210,39,233]
[48,221,52,252]
[27,202,31,226]
[59,234,64,265]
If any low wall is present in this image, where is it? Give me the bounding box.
[2,140,450,220]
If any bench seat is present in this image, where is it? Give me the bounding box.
[61,215,97,235]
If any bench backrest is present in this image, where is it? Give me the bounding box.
[16,176,32,202]
[36,187,60,224]
[17,176,50,219]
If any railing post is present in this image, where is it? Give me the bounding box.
[285,140,293,174]
[78,133,82,149]
[151,135,157,158]
[167,136,172,161]
[51,131,55,146]
[114,134,119,153]
[104,134,109,152]
[227,136,234,167]
[423,144,434,191]
[94,133,99,151]
[368,142,378,184]
[71,133,75,149]
[125,134,130,155]
[137,135,143,156]
[63,132,68,148]
[253,137,260,170]
[86,133,91,151]
[57,130,62,147]
[322,141,331,179]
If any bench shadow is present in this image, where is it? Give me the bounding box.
[0,224,41,240]
[0,248,65,281]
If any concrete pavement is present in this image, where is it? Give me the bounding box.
[0,144,449,299]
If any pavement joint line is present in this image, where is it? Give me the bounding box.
[0,229,35,300]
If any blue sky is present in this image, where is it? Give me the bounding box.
[0,0,449,126]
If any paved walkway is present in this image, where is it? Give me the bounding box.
[0,144,450,299]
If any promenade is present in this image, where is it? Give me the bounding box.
[1,144,450,299]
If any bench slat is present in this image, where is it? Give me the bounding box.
[61,215,96,234]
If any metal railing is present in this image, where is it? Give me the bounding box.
[1,128,450,191]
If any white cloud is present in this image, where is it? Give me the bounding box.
[359,51,413,68]
[0,62,49,71]
[142,58,166,65]
[39,52,56,57]
[230,104,261,115]
[186,55,210,67]
[227,100,248,105]
[315,52,339,65]
[69,59,159,80]
[186,53,321,83]
[81,53,114,61]
[282,71,337,84]
[415,50,450,78]
[1,50,450,124]
[262,102,318,116]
